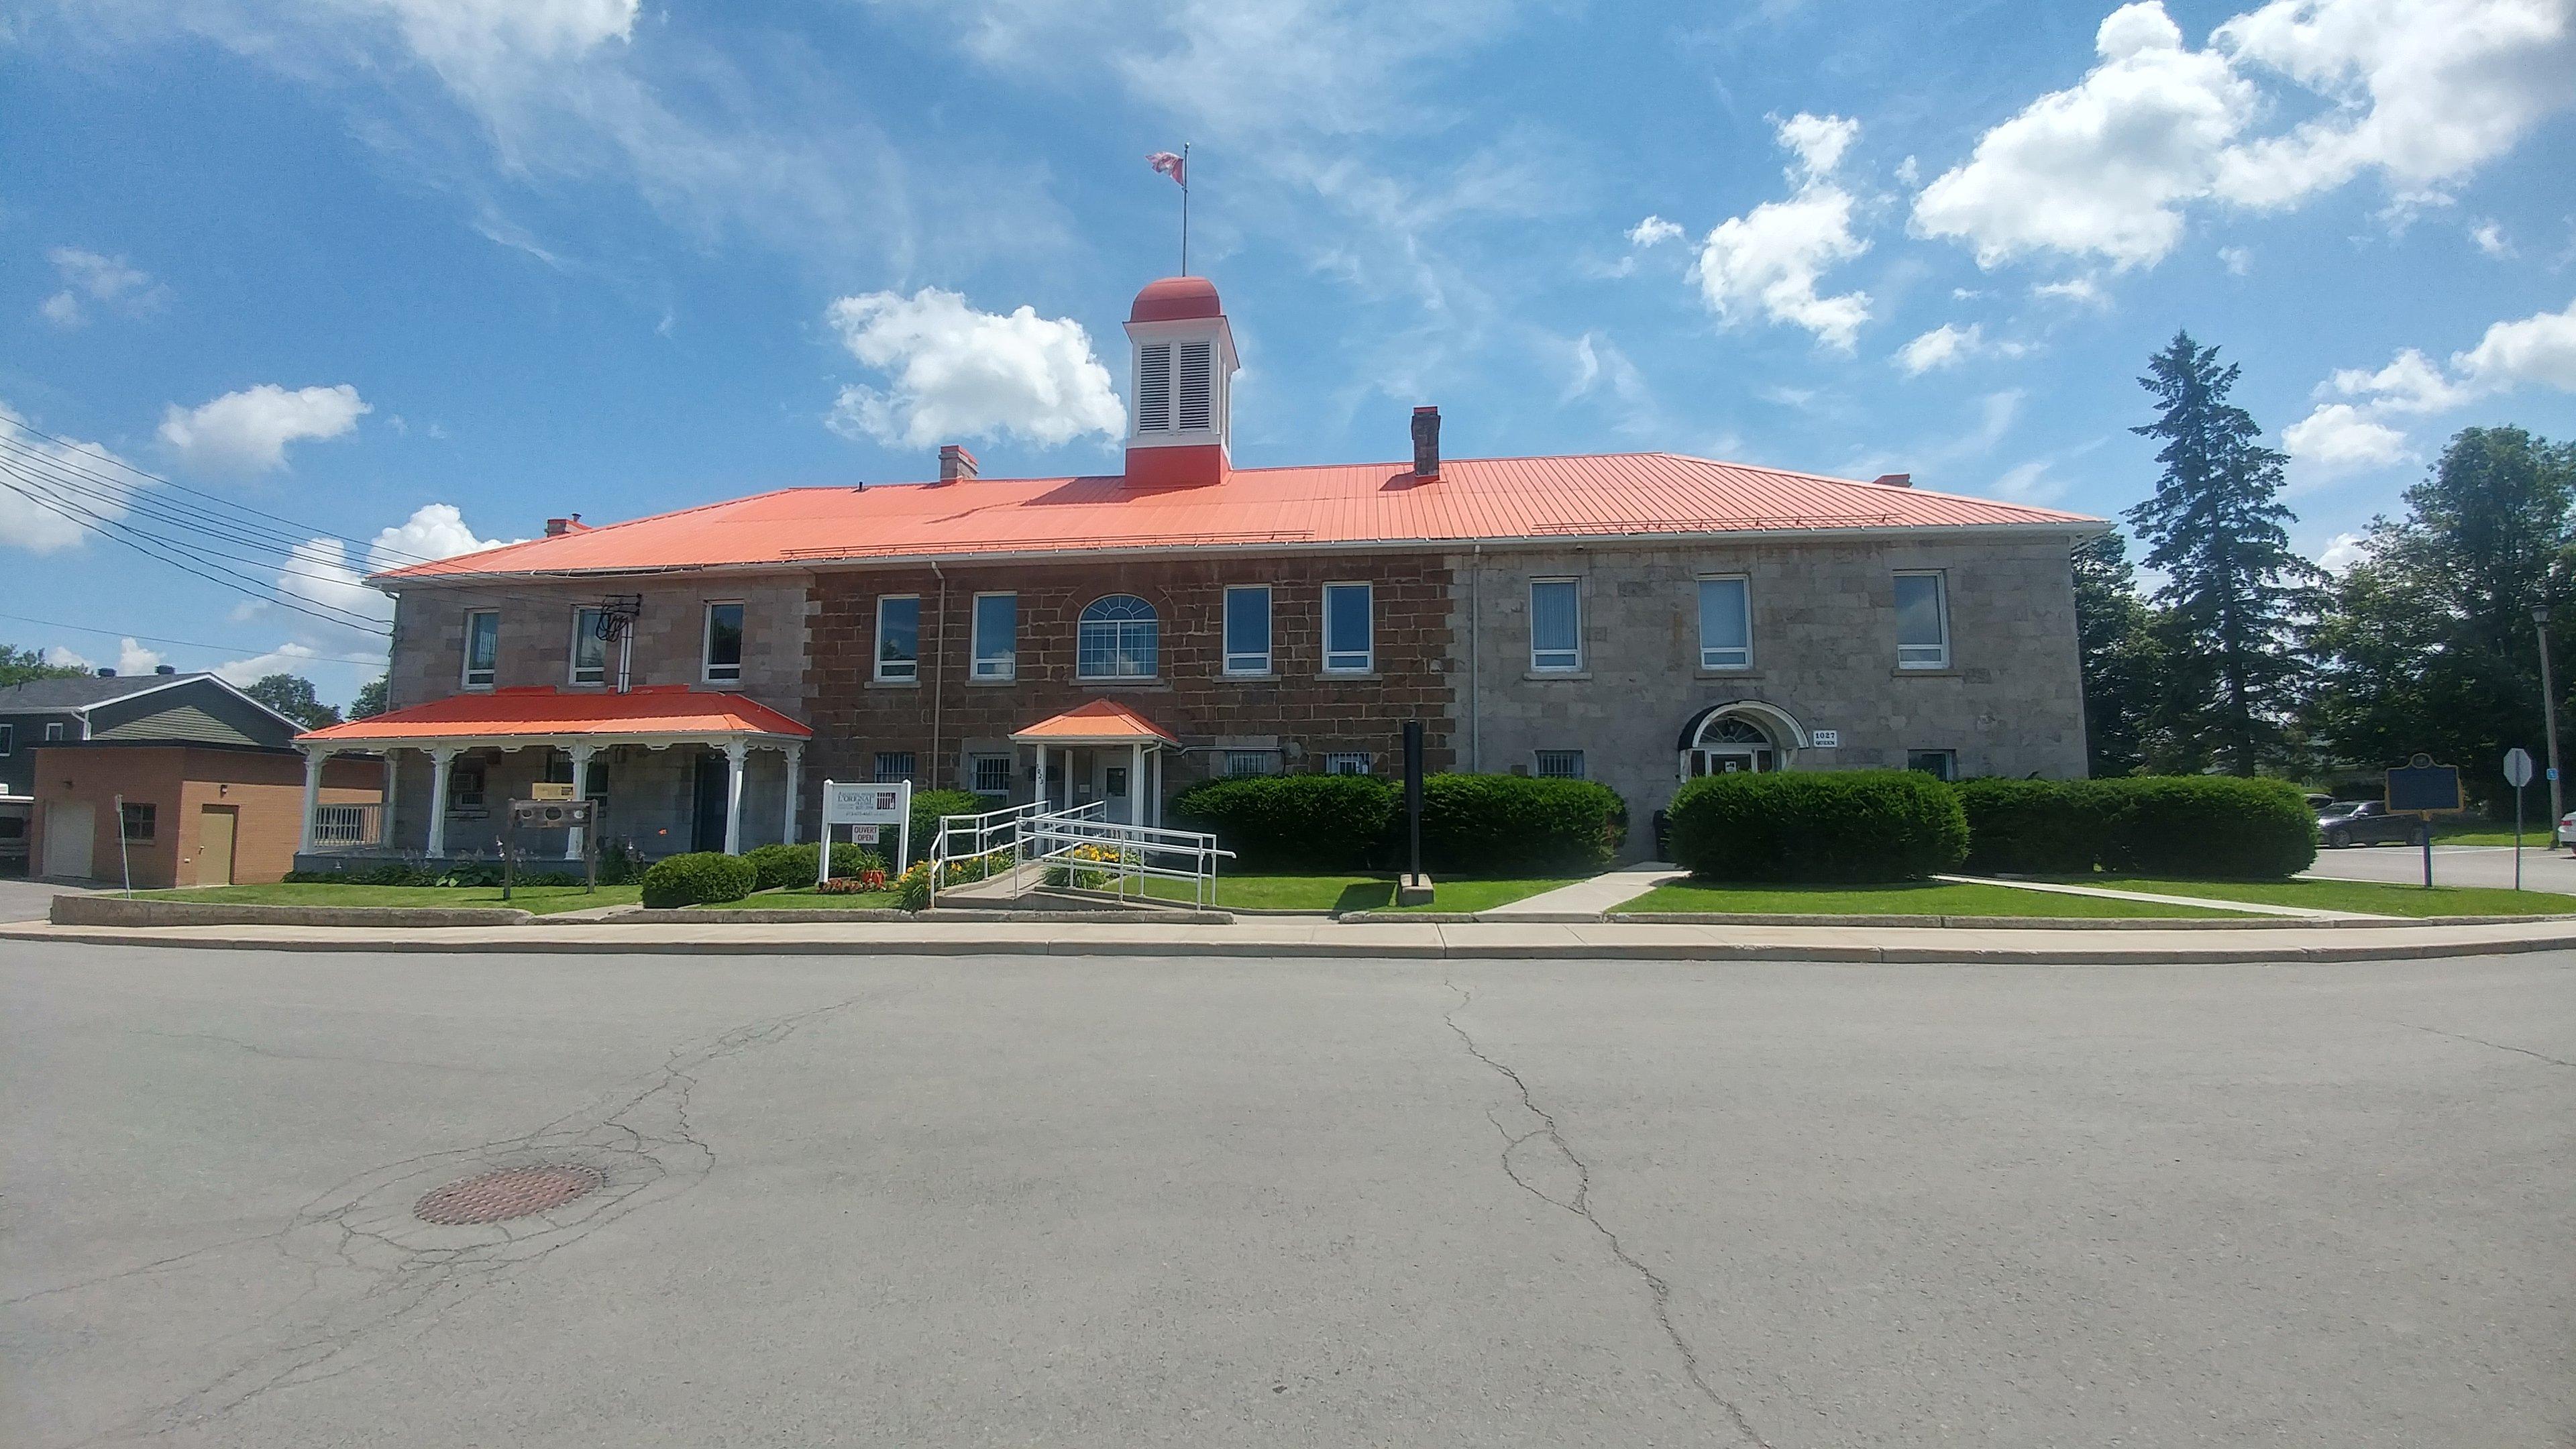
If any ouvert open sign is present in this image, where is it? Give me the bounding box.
[818,780,911,883]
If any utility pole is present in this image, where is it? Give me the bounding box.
[2538,604,2563,849]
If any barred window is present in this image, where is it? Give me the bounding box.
[873,751,916,784]
[1224,750,1278,778]
[1534,750,1585,780]
[1324,753,1371,776]
[971,755,1012,796]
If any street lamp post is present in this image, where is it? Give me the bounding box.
[2538,604,2563,849]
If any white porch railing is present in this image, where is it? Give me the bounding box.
[927,800,1230,909]
[309,802,384,850]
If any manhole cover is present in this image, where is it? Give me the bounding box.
[414,1165,605,1225]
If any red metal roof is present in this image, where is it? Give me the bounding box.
[298,685,810,743]
[1010,699,1181,745]
[376,452,2099,583]
[1129,275,1223,323]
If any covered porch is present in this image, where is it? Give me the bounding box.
[1010,699,1180,828]
[291,685,813,867]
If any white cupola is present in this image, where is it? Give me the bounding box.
[1122,275,1238,488]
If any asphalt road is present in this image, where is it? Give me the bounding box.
[5,944,2569,1448]
[0,879,91,923]
[2305,841,2576,894]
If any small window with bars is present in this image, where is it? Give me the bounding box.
[971,755,1012,796]
[1224,750,1278,778]
[1534,750,1586,780]
[1324,753,1371,776]
[873,751,916,784]
[1136,343,1173,432]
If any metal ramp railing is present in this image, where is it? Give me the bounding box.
[926,800,1231,910]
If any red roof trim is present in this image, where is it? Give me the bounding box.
[298,684,810,744]
[1010,698,1181,745]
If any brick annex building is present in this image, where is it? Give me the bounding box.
[300,276,2101,865]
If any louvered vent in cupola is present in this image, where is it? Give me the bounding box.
[1136,343,1174,433]
[1177,341,1213,431]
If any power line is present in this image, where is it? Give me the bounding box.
[0,611,390,667]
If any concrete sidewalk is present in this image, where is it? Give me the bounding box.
[1480,861,1683,916]
[9,914,2576,965]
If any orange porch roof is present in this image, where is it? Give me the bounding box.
[299,685,811,745]
[1009,699,1181,746]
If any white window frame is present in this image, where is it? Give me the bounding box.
[1223,584,1272,676]
[1894,571,1951,670]
[462,609,500,689]
[1529,578,1582,673]
[1534,749,1586,780]
[970,592,1016,682]
[701,601,745,684]
[568,606,608,686]
[1224,749,1278,778]
[1697,575,1753,671]
[45,722,66,743]
[873,751,916,784]
[1907,749,1958,782]
[1322,582,1374,675]
[970,753,1013,796]
[875,594,922,684]
[0,723,13,756]
[1323,752,1371,776]
[1076,595,1160,681]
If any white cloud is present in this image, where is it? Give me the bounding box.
[2316,530,2369,572]
[0,401,136,553]
[1563,330,1658,436]
[36,638,164,676]
[2033,276,2109,305]
[1626,215,1683,248]
[158,384,370,474]
[1689,113,1872,350]
[251,503,508,642]
[2323,347,2476,413]
[2218,245,2253,273]
[1894,322,2027,375]
[1913,4,2258,270]
[1990,460,2068,504]
[38,247,162,328]
[2453,297,2576,393]
[2471,219,2514,257]
[2284,401,2414,480]
[824,287,1124,451]
[2210,0,2576,210]
[215,641,331,688]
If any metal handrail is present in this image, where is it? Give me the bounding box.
[928,800,1230,908]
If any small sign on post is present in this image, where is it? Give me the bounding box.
[818,780,911,885]
[2386,754,2461,889]
[503,798,600,899]
[2505,747,2535,891]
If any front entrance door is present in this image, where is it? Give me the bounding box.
[1104,764,1132,823]
[691,753,728,851]
[198,806,237,886]
[44,801,93,878]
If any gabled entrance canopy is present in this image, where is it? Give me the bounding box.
[1010,700,1178,826]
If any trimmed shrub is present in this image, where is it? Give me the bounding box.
[1170,773,1399,869]
[910,789,986,859]
[741,842,890,892]
[1955,778,2117,874]
[2101,775,2316,878]
[1415,773,1629,875]
[639,851,758,908]
[1668,770,1968,883]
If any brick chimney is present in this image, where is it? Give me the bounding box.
[1411,406,1441,479]
[544,514,588,536]
[938,444,979,484]
[1871,472,1913,488]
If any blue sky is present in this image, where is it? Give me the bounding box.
[5,0,2573,708]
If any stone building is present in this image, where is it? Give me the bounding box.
[297,276,2100,865]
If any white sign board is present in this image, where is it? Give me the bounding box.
[818,779,911,881]
[1811,729,1840,749]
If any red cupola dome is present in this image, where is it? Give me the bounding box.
[1128,275,1223,323]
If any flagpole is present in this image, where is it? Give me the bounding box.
[1180,142,1191,275]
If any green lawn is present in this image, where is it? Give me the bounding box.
[1617,879,2247,918]
[2430,822,2558,847]
[694,888,904,910]
[2054,874,2576,918]
[140,883,640,916]
[1136,872,1576,912]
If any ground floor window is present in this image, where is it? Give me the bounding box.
[1534,750,1586,780]
[971,755,1012,796]
[119,802,156,841]
[1907,749,1957,782]
[1224,750,1278,778]
[1323,752,1371,775]
[873,751,916,783]
[449,765,486,810]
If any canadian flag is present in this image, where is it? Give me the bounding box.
[1147,150,1187,188]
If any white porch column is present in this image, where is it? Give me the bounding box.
[1149,749,1163,828]
[379,749,398,849]
[782,744,804,845]
[721,740,748,855]
[426,747,458,857]
[1032,745,1046,810]
[297,747,330,854]
[564,743,597,859]
[1128,741,1144,826]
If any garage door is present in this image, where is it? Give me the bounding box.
[44,801,93,879]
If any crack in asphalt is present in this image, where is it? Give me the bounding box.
[1441,979,1771,1449]
[48,991,878,1447]
[2383,1018,2575,1069]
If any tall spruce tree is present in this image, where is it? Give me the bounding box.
[2070,530,2163,776]
[2125,331,2316,775]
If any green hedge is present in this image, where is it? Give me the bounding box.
[741,842,889,892]
[639,851,758,908]
[1416,773,1629,875]
[1668,770,1968,883]
[1170,774,1399,869]
[1957,775,2316,879]
[910,790,985,861]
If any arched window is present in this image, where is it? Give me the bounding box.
[1705,717,1770,747]
[1077,595,1160,679]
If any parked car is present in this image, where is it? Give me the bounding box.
[2559,810,2576,847]
[2316,800,2428,849]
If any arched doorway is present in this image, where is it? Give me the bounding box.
[1676,701,1809,780]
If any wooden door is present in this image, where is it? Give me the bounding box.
[198,806,237,887]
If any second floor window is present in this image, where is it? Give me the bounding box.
[1224,584,1271,675]
[703,602,745,683]
[876,596,920,682]
[570,608,608,685]
[1530,580,1582,672]
[1078,594,1159,680]
[463,610,499,688]
[1323,582,1373,674]
[1895,572,1950,669]
[1699,577,1751,669]
[971,593,1016,681]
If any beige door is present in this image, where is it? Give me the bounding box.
[44,801,93,879]
[197,806,237,888]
